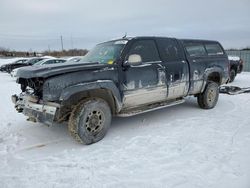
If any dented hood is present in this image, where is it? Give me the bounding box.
[16,61,109,79]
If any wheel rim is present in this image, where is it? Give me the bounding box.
[207,88,216,104]
[85,110,105,135]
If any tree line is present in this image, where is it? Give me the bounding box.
[0,47,88,57]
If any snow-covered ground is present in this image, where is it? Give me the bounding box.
[0,59,250,188]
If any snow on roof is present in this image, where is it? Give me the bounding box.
[228,55,240,61]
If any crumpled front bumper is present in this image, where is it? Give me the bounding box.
[11,94,59,126]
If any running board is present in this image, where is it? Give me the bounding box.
[118,98,185,117]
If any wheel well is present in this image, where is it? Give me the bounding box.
[207,72,221,85]
[56,89,117,122]
[230,65,237,73]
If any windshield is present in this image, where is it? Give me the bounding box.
[80,40,127,64]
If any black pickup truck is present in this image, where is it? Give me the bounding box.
[12,37,229,144]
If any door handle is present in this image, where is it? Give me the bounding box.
[157,67,165,71]
[157,64,165,70]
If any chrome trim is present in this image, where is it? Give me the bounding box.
[25,102,57,115]
[16,94,58,115]
[144,61,162,64]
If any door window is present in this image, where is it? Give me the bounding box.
[44,60,54,64]
[127,40,160,62]
[205,43,224,55]
[185,44,207,57]
[157,38,184,62]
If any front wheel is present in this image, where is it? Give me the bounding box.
[68,98,111,145]
[197,81,219,109]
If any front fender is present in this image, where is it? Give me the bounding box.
[59,80,122,111]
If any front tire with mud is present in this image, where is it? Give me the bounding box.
[68,98,111,145]
[197,81,219,109]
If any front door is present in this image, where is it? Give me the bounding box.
[121,39,167,109]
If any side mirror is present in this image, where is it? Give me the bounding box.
[126,54,142,66]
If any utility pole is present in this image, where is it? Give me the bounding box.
[60,35,64,51]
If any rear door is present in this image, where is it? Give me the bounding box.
[182,42,208,94]
[156,38,189,99]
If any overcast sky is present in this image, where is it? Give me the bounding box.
[0,0,249,51]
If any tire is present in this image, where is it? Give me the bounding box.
[238,65,243,73]
[68,98,111,145]
[229,69,236,83]
[197,81,219,109]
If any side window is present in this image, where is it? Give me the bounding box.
[185,44,207,57]
[205,43,224,55]
[157,38,184,62]
[44,60,54,64]
[34,59,41,63]
[56,60,64,63]
[127,40,160,62]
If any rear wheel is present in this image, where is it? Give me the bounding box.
[238,65,243,73]
[68,98,111,145]
[229,69,236,82]
[197,81,219,109]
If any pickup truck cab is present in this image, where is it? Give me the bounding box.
[12,36,229,144]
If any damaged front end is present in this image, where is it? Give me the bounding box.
[12,78,60,126]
